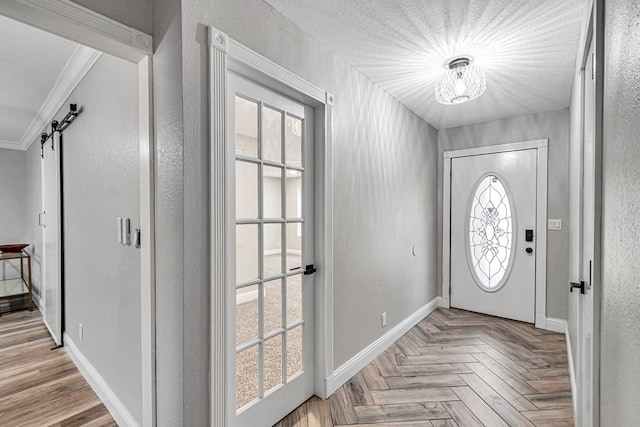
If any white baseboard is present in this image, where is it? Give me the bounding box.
[329,296,442,392]
[64,333,139,427]
[236,288,259,305]
[545,317,566,333]
[439,297,450,308]
[263,249,302,256]
[564,322,578,421]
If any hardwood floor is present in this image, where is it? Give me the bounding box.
[0,309,116,426]
[276,308,573,427]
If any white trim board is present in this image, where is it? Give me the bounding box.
[263,249,302,256]
[329,297,442,393]
[545,317,567,334]
[64,333,139,427]
[441,139,548,330]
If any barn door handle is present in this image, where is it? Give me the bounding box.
[570,281,585,294]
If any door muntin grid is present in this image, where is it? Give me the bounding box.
[466,173,516,292]
[234,94,306,411]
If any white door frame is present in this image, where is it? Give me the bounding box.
[442,139,548,329]
[208,26,334,426]
[0,2,156,426]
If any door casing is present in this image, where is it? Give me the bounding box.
[442,139,549,329]
[208,26,335,427]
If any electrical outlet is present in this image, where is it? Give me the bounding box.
[381,312,387,327]
[79,323,84,341]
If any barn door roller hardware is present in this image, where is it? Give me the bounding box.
[40,104,81,158]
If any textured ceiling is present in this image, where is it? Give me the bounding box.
[0,15,78,149]
[263,0,584,129]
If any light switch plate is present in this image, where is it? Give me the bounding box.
[548,219,562,230]
[117,217,123,243]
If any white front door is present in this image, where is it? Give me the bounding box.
[576,35,599,427]
[41,130,62,345]
[450,149,537,323]
[228,74,316,427]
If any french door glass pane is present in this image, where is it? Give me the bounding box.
[263,166,283,219]
[262,106,282,163]
[263,279,283,334]
[285,115,302,167]
[263,223,283,279]
[236,345,259,409]
[286,275,302,325]
[263,334,283,393]
[236,284,259,346]
[285,171,302,219]
[236,160,258,219]
[235,96,258,158]
[236,224,259,283]
[286,326,303,380]
[286,223,302,272]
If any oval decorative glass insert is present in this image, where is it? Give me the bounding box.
[469,175,513,290]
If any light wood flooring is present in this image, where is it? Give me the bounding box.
[277,308,573,427]
[0,309,116,426]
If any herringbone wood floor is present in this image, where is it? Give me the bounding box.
[277,308,573,427]
[0,309,116,426]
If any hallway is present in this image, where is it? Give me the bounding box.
[277,308,573,426]
[0,309,115,426]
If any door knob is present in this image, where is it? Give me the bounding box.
[525,247,533,254]
[570,281,586,294]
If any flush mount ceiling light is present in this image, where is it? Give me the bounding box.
[436,57,486,105]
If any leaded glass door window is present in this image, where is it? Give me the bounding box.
[468,175,514,290]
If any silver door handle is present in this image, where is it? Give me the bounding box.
[38,212,45,227]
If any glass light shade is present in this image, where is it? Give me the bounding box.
[436,64,486,105]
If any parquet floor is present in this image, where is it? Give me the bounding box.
[277,308,573,427]
[0,309,116,426]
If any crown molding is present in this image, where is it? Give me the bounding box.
[15,46,102,151]
[0,140,20,150]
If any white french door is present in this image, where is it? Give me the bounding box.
[450,149,538,323]
[227,73,316,427]
[41,130,63,345]
[575,35,599,427]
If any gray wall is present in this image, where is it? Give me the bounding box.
[438,109,570,319]
[600,0,640,423]
[152,0,185,424]
[59,53,142,423]
[0,148,26,280]
[0,148,26,244]
[70,0,152,35]
[178,0,439,424]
